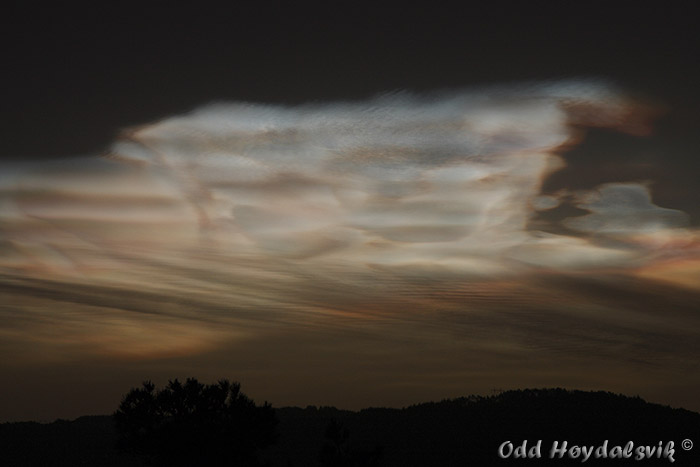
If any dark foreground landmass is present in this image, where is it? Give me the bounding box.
[1,388,699,466]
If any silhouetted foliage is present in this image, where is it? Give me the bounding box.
[3,388,699,466]
[113,378,278,466]
[319,419,383,467]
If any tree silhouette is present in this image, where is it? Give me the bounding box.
[113,378,277,466]
[319,419,382,467]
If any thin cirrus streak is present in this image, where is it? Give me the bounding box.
[0,80,698,408]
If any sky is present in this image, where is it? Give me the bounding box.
[1,3,699,422]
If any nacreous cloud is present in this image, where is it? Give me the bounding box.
[0,81,697,363]
[566,182,689,234]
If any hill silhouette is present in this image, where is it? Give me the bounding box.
[1,388,698,466]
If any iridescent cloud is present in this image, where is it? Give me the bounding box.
[1,81,698,419]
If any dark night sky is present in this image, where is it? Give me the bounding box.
[3,4,698,154]
[1,3,699,422]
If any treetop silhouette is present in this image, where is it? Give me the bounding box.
[113,378,277,466]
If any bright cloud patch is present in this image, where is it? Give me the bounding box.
[0,81,697,366]
[566,183,689,234]
[1,82,667,269]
